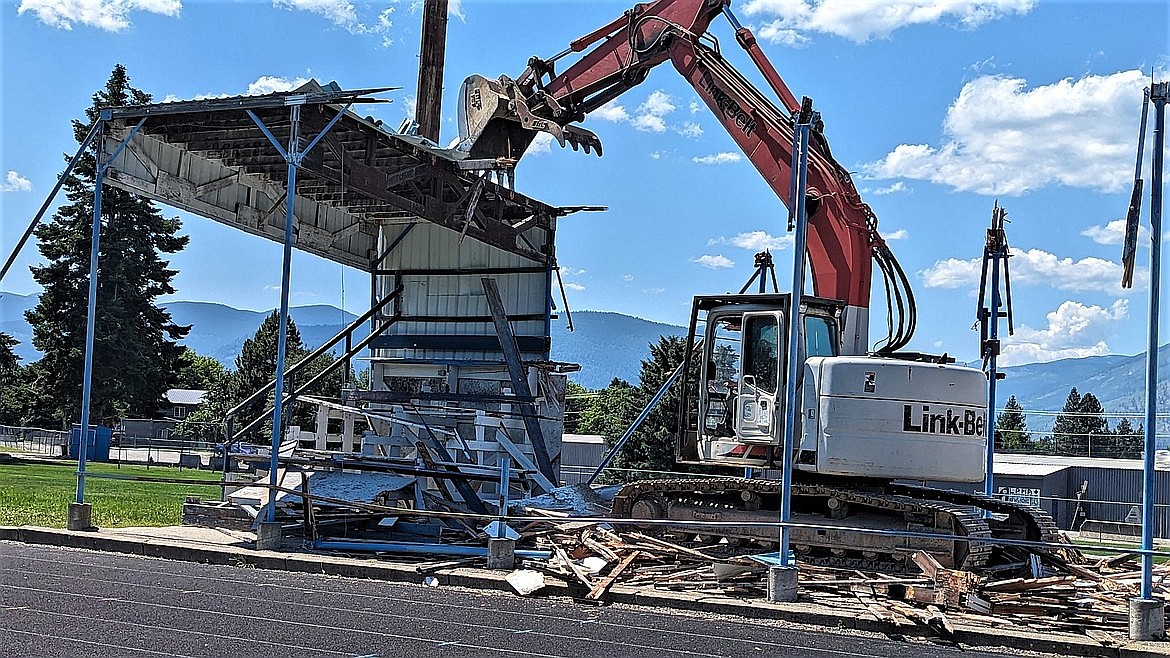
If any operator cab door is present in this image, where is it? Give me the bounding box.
[736,311,784,443]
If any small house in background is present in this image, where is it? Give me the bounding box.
[162,389,207,420]
[116,389,210,447]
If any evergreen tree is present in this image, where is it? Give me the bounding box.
[1077,392,1109,457]
[180,311,345,442]
[24,64,189,427]
[1051,387,1083,454]
[230,311,306,437]
[1111,418,1145,460]
[0,333,29,425]
[995,395,1033,452]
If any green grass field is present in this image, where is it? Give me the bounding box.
[0,459,222,528]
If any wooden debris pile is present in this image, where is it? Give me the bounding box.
[512,519,1168,643]
[518,521,765,600]
[797,549,1169,642]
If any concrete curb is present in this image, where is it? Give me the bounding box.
[1,526,1164,657]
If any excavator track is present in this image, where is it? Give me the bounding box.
[610,478,1058,573]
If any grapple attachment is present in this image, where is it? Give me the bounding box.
[457,74,602,160]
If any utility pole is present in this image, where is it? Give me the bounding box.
[416,0,448,143]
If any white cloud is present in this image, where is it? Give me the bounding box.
[621,274,634,282]
[920,246,1144,294]
[592,101,630,123]
[643,287,666,294]
[527,132,555,155]
[649,151,664,160]
[633,114,668,133]
[694,254,736,269]
[638,90,676,118]
[689,100,702,114]
[590,90,694,134]
[246,75,311,96]
[865,70,1147,195]
[883,228,909,240]
[564,282,586,291]
[2,171,33,193]
[741,0,1034,44]
[18,0,181,31]
[173,75,312,103]
[871,181,907,195]
[275,0,355,26]
[275,0,395,43]
[693,152,742,165]
[999,299,1128,365]
[1081,219,1148,246]
[710,230,793,251]
[402,94,418,120]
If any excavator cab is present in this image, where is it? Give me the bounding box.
[679,293,843,468]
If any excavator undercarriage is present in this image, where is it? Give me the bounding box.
[611,478,1061,573]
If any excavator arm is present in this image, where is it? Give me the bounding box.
[458,0,916,352]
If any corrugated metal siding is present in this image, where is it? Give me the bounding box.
[1073,465,1170,535]
[375,221,552,362]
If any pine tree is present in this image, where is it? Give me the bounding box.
[24,64,189,427]
[995,395,1032,452]
[1112,418,1144,460]
[0,332,27,425]
[1051,387,1083,454]
[1077,392,1109,457]
[231,311,306,436]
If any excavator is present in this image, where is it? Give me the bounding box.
[456,0,1058,571]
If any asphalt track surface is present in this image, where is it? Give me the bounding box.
[0,541,1058,658]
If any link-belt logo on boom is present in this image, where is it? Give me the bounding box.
[698,69,756,138]
[902,405,985,437]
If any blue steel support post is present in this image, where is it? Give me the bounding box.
[266,104,301,523]
[779,101,814,566]
[497,454,510,538]
[247,103,354,524]
[1141,83,1167,601]
[76,116,146,504]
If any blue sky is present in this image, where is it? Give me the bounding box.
[1,0,1167,366]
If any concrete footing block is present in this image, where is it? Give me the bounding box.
[1129,597,1166,641]
[66,503,93,531]
[486,538,516,570]
[255,522,283,551]
[767,565,799,602]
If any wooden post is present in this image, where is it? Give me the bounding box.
[416,0,448,143]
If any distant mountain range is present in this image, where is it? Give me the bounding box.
[2,289,1168,443]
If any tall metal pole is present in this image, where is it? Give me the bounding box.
[76,126,107,503]
[1140,83,1167,601]
[267,105,301,524]
[74,116,145,507]
[779,99,815,567]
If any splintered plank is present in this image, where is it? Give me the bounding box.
[983,576,1076,593]
[586,550,641,601]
